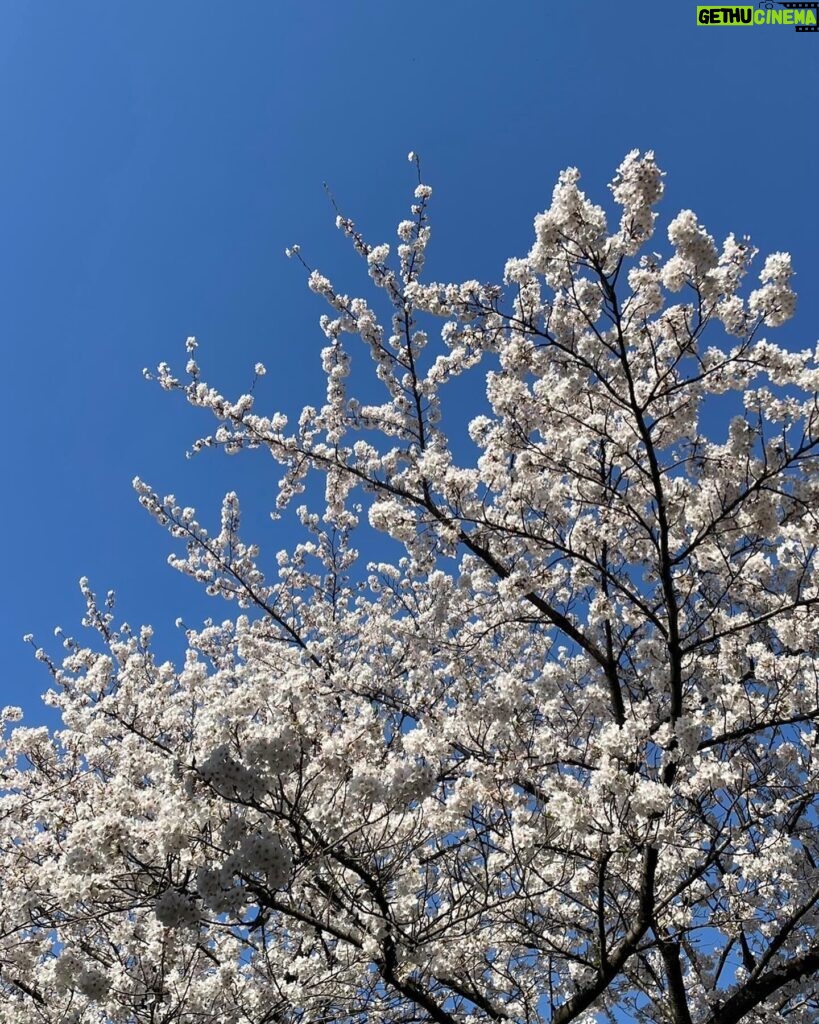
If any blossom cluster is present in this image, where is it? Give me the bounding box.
[2,154,818,1024]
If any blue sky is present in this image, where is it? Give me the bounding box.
[1,1,816,723]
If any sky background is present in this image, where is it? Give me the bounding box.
[1,1,817,724]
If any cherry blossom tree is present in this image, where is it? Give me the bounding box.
[3,151,819,1024]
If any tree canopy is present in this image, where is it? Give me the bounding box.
[2,151,819,1024]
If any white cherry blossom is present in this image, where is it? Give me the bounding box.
[2,153,819,1024]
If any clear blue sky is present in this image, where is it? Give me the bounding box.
[2,1,816,723]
